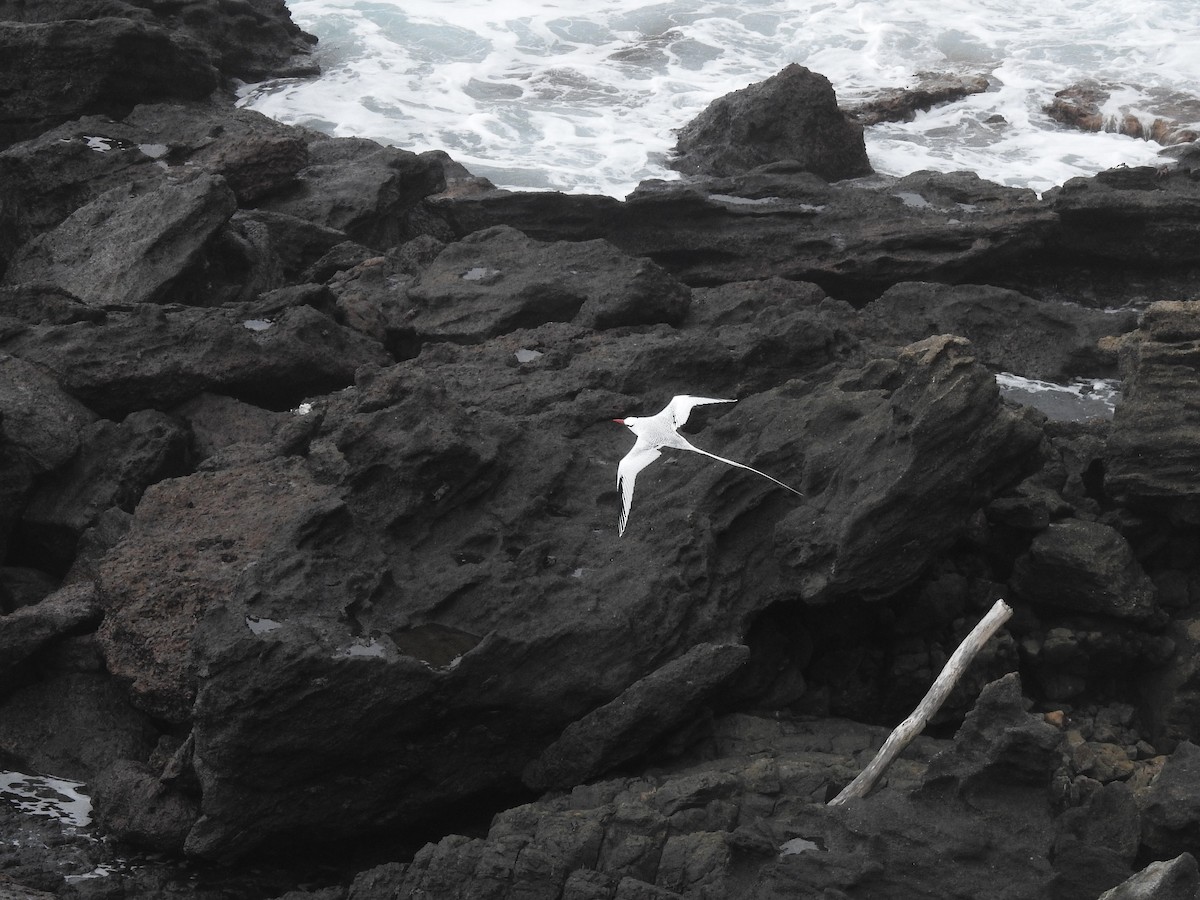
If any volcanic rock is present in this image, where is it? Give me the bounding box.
[406,224,692,341]
[2,174,238,307]
[91,759,200,853]
[0,582,101,685]
[864,281,1136,381]
[1098,854,1200,900]
[1047,166,1200,267]
[1011,519,1161,621]
[846,72,992,126]
[669,64,873,181]
[0,354,96,473]
[1106,300,1200,520]
[1046,82,1200,145]
[0,18,219,148]
[435,167,1055,300]
[0,299,389,418]
[1139,741,1200,858]
[523,642,751,791]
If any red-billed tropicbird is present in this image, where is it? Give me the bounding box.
[613,395,802,536]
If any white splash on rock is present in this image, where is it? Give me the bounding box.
[339,637,389,659]
[245,615,283,635]
[1,770,93,828]
[462,266,501,282]
[84,136,114,152]
[293,401,314,416]
[779,837,821,856]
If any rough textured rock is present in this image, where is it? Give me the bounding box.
[1047,167,1200,266]
[669,64,873,181]
[1098,854,1200,900]
[772,335,1041,603]
[1106,301,1200,520]
[21,410,189,568]
[91,759,200,853]
[1140,741,1200,858]
[8,6,1200,894]
[524,643,751,791]
[0,354,97,472]
[0,666,158,781]
[864,281,1136,380]
[257,138,447,250]
[3,174,238,306]
[0,299,390,418]
[96,454,344,723]
[406,225,692,342]
[1011,519,1162,621]
[1047,81,1199,145]
[0,18,220,148]
[0,582,102,684]
[435,168,1056,301]
[846,73,992,126]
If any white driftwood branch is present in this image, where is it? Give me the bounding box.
[828,598,1014,806]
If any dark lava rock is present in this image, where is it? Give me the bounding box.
[1140,741,1200,858]
[1106,300,1200,520]
[435,168,1054,300]
[1046,81,1199,145]
[921,673,1064,793]
[1097,854,1200,900]
[0,299,389,418]
[0,582,101,684]
[846,72,992,126]
[669,64,873,181]
[523,642,751,792]
[864,281,1136,381]
[91,758,200,853]
[1011,519,1162,621]
[3,174,239,306]
[256,138,448,250]
[1047,166,1200,267]
[406,224,692,340]
[0,18,220,148]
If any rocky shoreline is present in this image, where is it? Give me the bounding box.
[4,3,1200,899]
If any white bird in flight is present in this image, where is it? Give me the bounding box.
[613,395,802,536]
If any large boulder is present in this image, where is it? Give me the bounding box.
[80,323,1044,859]
[669,64,873,181]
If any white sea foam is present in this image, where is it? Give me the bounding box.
[241,0,1200,196]
[1,770,94,829]
[995,373,1121,421]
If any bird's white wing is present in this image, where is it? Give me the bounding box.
[665,395,735,430]
[616,442,662,536]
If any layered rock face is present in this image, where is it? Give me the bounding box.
[3,7,1200,900]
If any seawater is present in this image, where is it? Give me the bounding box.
[239,0,1200,197]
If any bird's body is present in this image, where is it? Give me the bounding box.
[613,395,801,536]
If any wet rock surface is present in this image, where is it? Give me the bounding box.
[3,5,1200,899]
